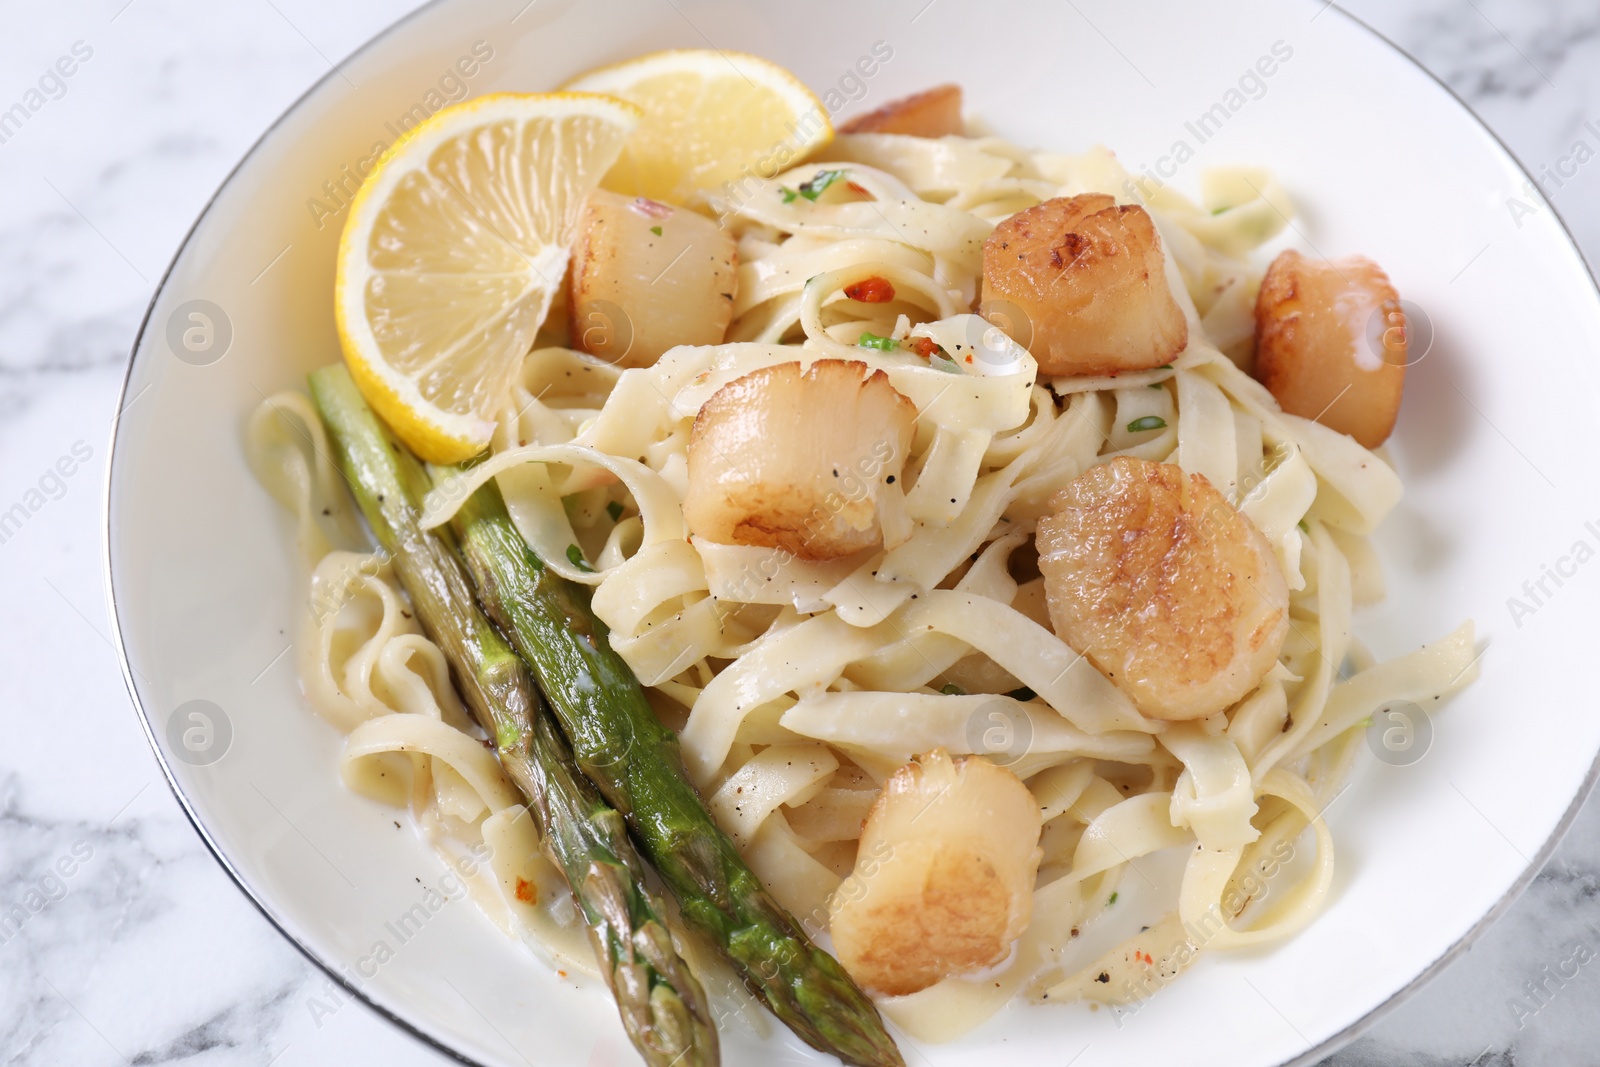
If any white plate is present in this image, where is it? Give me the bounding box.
[106,1,1600,1064]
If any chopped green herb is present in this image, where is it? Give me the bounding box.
[780,186,798,203]
[798,168,848,200]
[1007,686,1036,702]
[565,544,594,572]
[1126,415,1168,433]
[1211,206,1229,216]
[649,225,663,236]
[1158,363,1173,370]
[1297,519,1310,533]
[1108,892,1119,906]
[856,331,898,352]
[606,501,624,522]
[1148,382,1165,390]
[940,683,966,696]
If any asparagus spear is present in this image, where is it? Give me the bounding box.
[308,366,716,1067]
[446,479,905,1067]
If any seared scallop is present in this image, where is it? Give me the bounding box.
[982,194,1188,376]
[829,749,1042,996]
[568,188,737,368]
[1036,457,1289,721]
[838,84,964,138]
[1253,249,1406,448]
[683,360,915,561]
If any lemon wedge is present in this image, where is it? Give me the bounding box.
[563,50,831,205]
[335,92,640,463]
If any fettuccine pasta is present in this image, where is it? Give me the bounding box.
[250,90,1477,1043]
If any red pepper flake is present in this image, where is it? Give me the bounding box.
[846,180,870,197]
[909,336,937,359]
[630,197,673,219]
[964,354,973,363]
[514,877,537,904]
[844,277,895,303]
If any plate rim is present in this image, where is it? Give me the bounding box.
[101,1,481,1062]
[100,3,1600,1065]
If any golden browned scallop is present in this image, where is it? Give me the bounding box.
[1253,249,1407,448]
[829,749,1042,996]
[838,84,964,138]
[982,194,1188,376]
[568,188,737,368]
[1036,457,1289,721]
[683,360,914,561]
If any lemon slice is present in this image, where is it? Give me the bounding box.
[563,50,831,205]
[336,93,640,463]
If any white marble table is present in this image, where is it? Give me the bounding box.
[1,1,1595,1064]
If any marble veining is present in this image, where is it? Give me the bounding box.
[1,1,1596,1065]
[1400,2,1600,101]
